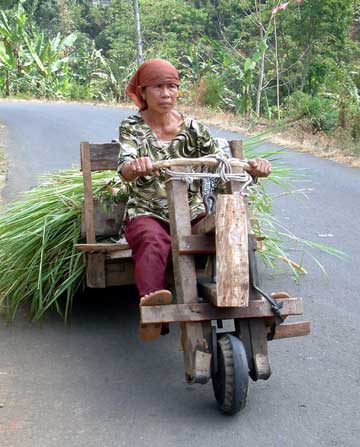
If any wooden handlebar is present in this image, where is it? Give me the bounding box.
[152,158,250,171]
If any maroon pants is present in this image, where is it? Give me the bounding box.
[125,216,172,297]
[125,214,204,297]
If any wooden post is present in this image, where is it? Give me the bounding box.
[86,253,106,288]
[80,142,96,244]
[166,174,210,382]
[228,140,244,194]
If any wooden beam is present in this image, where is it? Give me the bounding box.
[215,194,249,307]
[140,298,304,324]
[76,243,130,253]
[80,142,96,244]
[273,321,311,340]
[178,234,215,254]
[191,213,215,235]
[166,174,210,381]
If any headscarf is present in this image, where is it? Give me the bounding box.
[125,59,180,110]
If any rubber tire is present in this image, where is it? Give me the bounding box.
[212,334,249,415]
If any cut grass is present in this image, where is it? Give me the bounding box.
[0,170,127,321]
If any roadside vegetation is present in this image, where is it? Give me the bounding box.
[0,0,359,158]
[0,123,7,198]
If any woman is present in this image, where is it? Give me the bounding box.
[118,59,271,341]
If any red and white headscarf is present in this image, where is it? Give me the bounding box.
[125,59,180,110]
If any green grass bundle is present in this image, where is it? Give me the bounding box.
[245,133,344,279]
[0,170,127,321]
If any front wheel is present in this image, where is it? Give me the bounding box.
[212,334,249,415]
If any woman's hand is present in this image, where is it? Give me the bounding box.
[247,158,272,178]
[121,157,160,181]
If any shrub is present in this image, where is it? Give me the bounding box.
[287,91,338,132]
[202,75,225,108]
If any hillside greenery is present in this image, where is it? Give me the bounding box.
[0,0,359,153]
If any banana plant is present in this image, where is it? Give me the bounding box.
[0,0,30,95]
[24,31,77,79]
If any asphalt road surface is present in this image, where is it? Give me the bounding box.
[0,101,359,447]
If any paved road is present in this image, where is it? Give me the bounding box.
[0,101,359,447]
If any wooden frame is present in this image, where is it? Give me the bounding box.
[77,140,310,383]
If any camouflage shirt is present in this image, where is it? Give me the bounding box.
[117,113,221,221]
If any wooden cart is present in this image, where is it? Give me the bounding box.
[76,140,310,415]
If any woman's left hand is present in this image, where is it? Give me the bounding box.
[247,158,272,178]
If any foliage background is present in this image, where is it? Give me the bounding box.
[0,0,359,153]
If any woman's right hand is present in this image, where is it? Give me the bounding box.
[121,157,160,181]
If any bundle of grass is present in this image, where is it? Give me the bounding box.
[0,170,128,321]
[244,134,345,280]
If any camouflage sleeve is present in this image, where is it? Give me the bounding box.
[117,120,140,180]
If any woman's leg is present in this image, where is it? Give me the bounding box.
[124,215,172,297]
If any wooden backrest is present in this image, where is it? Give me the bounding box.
[80,142,123,243]
[80,142,120,172]
[80,140,243,244]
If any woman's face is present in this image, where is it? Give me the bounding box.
[142,83,178,113]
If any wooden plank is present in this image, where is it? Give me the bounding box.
[80,142,120,172]
[178,234,215,254]
[76,243,130,253]
[166,174,210,381]
[86,253,106,288]
[80,142,96,244]
[215,194,249,307]
[81,200,127,238]
[106,260,135,286]
[191,213,215,235]
[140,298,304,324]
[273,321,311,340]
